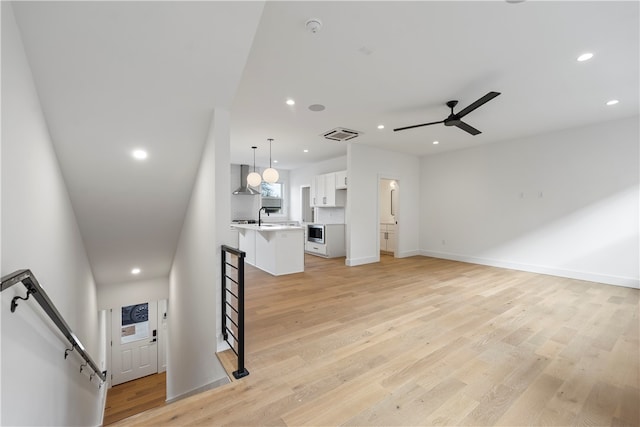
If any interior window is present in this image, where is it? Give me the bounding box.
[261,182,283,214]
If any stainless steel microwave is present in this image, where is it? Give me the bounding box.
[307,224,325,244]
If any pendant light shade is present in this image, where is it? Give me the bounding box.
[263,138,279,184]
[247,172,262,187]
[263,167,279,184]
[247,146,262,187]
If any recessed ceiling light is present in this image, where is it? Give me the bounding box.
[308,104,325,112]
[433,141,439,145]
[606,99,619,106]
[303,149,309,153]
[132,149,147,160]
[286,99,295,106]
[131,268,141,275]
[377,125,385,130]
[273,160,278,163]
[577,52,593,62]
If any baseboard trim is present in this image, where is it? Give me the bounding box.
[346,255,379,266]
[396,250,421,258]
[165,376,230,404]
[421,250,639,289]
[97,379,109,427]
[216,338,231,353]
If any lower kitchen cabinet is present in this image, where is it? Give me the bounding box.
[305,224,345,258]
[305,241,327,256]
[236,225,305,275]
[239,228,256,265]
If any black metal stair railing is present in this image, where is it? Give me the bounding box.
[1,269,107,385]
[221,245,249,379]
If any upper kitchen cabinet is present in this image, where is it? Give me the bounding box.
[311,172,346,207]
[335,170,347,190]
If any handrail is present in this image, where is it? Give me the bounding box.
[221,245,249,379]
[1,269,107,383]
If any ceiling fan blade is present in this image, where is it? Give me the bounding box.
[456,91,500,118]
[455,120,481,135]
[393,120,445,132]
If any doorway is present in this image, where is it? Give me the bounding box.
[301,185,313,223]
[379,178,399,255]
[110,301,158,385]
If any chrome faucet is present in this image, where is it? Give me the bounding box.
[258,207,269,226]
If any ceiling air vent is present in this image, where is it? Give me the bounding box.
[322,127,361,141]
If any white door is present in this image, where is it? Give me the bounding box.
[111,301,158,386]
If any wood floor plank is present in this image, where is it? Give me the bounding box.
[104,372,166,425]
[111,255,639,426]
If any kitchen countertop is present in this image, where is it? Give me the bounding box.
[231,223,303,232]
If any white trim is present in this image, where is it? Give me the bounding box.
[106,309,112,389]
[216,337,231,353]
[346,255,379,266]
[97,379,109,427]
[421,250,639,289]
[165,376,230,404]
[396,250,421,258]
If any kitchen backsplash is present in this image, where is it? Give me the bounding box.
[316,207,345,224]
[232,195,260,220]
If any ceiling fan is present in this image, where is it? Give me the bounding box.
[393,91,501,135]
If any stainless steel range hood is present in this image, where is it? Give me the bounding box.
[233,164,260,195]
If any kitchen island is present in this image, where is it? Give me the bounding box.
[231,224,304,276]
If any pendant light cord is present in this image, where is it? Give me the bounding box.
[268,138,274,168]
[252,146,257,172]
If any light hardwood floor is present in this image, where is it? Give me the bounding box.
[104,372,166,425]
[113,254,639,426]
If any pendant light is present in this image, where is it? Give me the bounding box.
[247,146,262,187]
[262,138,279,184]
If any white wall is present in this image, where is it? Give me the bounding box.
[289,155,347,222]
[97,277,169,311]
[347,144,421,265]
[1,3,105,425]
[420,116,639,288]
[167,110,229,401]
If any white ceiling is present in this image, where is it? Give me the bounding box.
[11,1,265,285]
[10,1,639,286]
[231,1,639,169]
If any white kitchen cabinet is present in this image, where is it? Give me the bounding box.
[310,172,346,207]
[335,170,347,189]
[238,228,256,265]
[380,223,396,254]
[235,224,304,275]
[305,224,346,258]
[305,241,327,256]
[321,173,337,206]
[255,228,304,275]
[310,174,324,206]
